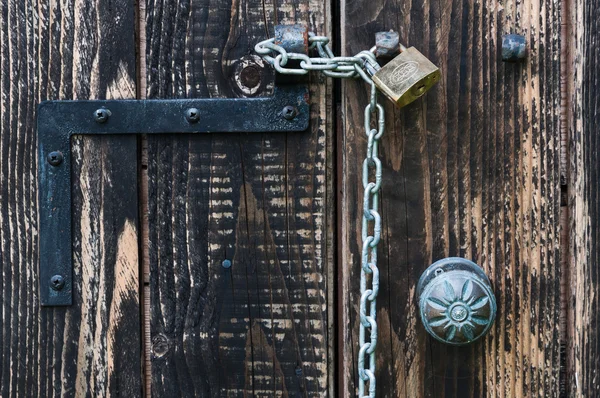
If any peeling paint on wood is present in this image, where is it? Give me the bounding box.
[567,0,600,394]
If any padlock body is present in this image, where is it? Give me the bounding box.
[372,47,440,108]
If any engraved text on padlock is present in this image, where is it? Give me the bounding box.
[372,47,441,108]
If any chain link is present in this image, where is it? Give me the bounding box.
[255,34,379,84]
[357,80,382,398]
[256,32,384,398]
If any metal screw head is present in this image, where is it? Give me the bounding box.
[186,108,200,123]
[94,108,110,123]
[281,105,297,120]
[502,34,527,62]
[222,259,232,269]
[47,151,63,166]
[50,275,65,291]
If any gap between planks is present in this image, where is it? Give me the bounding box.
[135,0,151,395]
[559,0,573,393]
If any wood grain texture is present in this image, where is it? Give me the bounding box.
[0,0,142,396]
[144,0,333,396]
[567,0,600,394]
[339,0,562,396]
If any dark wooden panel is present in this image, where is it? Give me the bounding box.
[0,0,141,396]
[144,0,333,396]
[340,0,562,396]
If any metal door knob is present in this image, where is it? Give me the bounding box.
[417,257,497,345]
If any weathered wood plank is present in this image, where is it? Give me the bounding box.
[568,0,600,394]
[144,0,333,396]
[0,0,142,396]
[340,0,562,396]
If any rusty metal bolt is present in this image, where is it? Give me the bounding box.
[502,34,527,62]
[375,30,401,58]
[274,24,309,54]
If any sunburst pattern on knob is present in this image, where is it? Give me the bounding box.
[417,258,496,345]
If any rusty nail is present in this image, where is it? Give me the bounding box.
[47,151,63,166]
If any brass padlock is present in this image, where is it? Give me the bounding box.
[368,32,440,108]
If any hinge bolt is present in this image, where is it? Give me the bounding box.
[50,275,65,291]
[94,108,110,123]
[186,108,200,123]
[281,105,297,120]
[47,151,63,166]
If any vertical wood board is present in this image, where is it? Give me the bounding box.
[0,0,142,396]
[144,0,333,396]
[568,0,600,394]
[340,0,562,396]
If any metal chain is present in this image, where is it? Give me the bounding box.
[256,33,384,398]
[255,34,378,84]
[357,80,383,398]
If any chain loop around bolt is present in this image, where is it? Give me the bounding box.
[256,32,384,398]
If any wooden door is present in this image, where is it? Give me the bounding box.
[1,0,333,396]
[338,0,597,397]
[0,0,599,396]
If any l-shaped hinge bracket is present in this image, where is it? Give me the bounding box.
[37,85,309,306]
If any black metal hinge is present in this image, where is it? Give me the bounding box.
[38,85,309,306]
